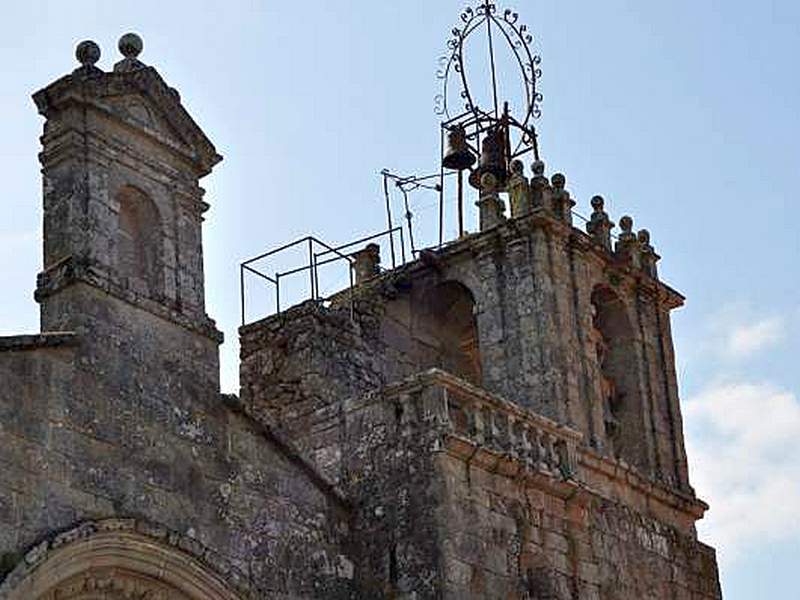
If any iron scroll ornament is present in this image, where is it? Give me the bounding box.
[435,0,543,137]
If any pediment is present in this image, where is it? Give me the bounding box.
[103,92,187,147]
[33,66,222,176]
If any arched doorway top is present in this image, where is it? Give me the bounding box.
[0,519,247,600]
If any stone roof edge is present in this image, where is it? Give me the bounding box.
[578,447,710,520]
[0,332,78,353]
[330,212,685,310]
[220,394,352,511]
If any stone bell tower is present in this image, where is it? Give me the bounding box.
[33,34,222,350]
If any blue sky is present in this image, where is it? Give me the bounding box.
[1,1,798,596]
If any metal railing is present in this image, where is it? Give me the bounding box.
[239,227,406,326]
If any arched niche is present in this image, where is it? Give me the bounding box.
[413,280,482,385]
[0,521,244,600]
[589,285,647,471]
[116,185,163,296]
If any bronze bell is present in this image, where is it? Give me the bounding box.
[479,127,507,179]
[469,127,507,189]
[442,125,476,170]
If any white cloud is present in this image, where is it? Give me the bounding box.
[685,381,800,567]
[694,303,787,361]
[725,317,784,359]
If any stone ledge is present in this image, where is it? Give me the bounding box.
[36,255,224,344]
[578,448,708,523]
[0,332,78,353]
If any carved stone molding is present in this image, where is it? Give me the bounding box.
[0,519,246,600]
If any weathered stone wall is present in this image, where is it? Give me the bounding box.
[240,301,384,481]
[241,213,692,493]
[1,48,355,596]
[0,290,354,597]
[341,383,448,598]
[1,34,718,599]
[438,452,720,599]
[327,370,720,599]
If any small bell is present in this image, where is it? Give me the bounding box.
[442,125,476,171]
[469,127,507,189]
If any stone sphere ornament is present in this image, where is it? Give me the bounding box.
[118,33,143,59]
[75,40,101,66]
[480,172,498,193]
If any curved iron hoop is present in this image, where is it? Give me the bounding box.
[435,0,542,128]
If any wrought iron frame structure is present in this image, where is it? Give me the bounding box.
[239,227,406,325]
[434,1,543,241]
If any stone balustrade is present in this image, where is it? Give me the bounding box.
[383,368,583,481]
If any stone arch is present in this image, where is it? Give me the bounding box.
[414,280,482,385]
[589,285,647,471]
[116,185,163,296]
[0,520,245,600]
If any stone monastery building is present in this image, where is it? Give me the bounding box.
[0,24,721,600]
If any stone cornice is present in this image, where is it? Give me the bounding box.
[35,255,223,344]
[0,332,78,353]
[333,210,685,311]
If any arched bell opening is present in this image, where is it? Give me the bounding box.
[116,185,164,297]
[590,285,647,472]
[414,280,482,386]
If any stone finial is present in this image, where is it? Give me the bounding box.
[619,215,633,236]
[73,40,102,77]
[76,40,100,66]
[586,195,614,252]
[529,160,549,210]
[353,243,381,284]
[507,159,531,219]
[119,33,143,58]
[549,173,574,224]
[476,172,505,231]
[637,229,659,278]
[114,33,145,73]
[614,215,640,266]
[480,172,498,195]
